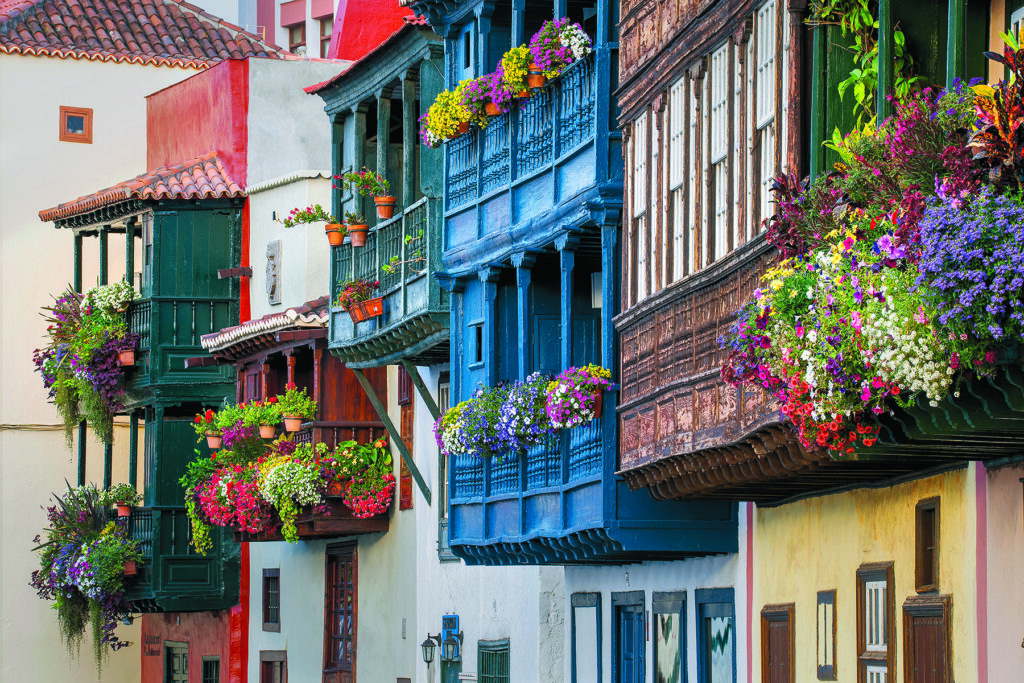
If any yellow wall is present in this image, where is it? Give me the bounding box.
[753,466,977,682]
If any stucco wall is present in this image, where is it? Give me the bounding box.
[0,53,199,683]
[141,610,232,682]
[753,466,977,683]
[984,461,1024,681]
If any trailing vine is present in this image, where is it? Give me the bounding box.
[808,0,921,129]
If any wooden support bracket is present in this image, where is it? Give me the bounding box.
[351,368,432,505]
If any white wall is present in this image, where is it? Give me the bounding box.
[0,53,200,683]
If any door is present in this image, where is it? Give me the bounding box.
[324,543,357,683]
[164,641,188,683]
[903,596,952,683]
[616,605,645,683]
[761,605,794,683]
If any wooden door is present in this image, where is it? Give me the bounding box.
[903,595,951,683]
[164,642,188,683]
[761,605,794,683]
[616,606,645,683]
[324,543,357,683]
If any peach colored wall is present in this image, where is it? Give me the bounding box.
[984,462,1024,680]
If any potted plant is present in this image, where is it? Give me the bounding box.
[345,210,370,247]
[458,76,493,127]
[279,204,344,245]
[340,167,396,219]
[545,364,612,429]
[117,347,135,367]
[421,87,472,144]
[529,18,593,80]
[501,46,533,98]
[103,482,142,517]
[194,408,222,449]
[277,382,317,431]
[341,438,396,518]
[459,383,510,457]
[241,399,282,439]
[258,442,328,541]
[336,277,382,322]
[497,372,555,451]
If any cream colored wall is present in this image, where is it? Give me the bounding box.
[0,53,199,682]
[984,461,1024,680]
[753,466,977,683]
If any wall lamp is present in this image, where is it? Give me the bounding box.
[420,631,464,663]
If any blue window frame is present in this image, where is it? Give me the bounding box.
[612,591,645,683]
[653,591,686,683]
[571,593,602,683]
[696,588,736,683]
[456,22,475,82]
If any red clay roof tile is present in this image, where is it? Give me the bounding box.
[0,0,286,68]
[39,151,245,222]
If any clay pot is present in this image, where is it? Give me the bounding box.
[118,349,135,366]
[527,63,546,89]
[259,424,277,439]
[374,196,397,220]
[484,102,501,116]
[592,391,604,419]
[117,503,131,518]
[206,433,223,450]
[123,560,137,577]
[326,223,346,247]
[517,90,532,99]
[457,121,470,134]
[284,415,304,432]
[348,224,369,247]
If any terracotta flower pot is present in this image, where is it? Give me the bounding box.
[123,560,137,577]
[118,349,135,367]
[374,196,397,219]
[348,224,369,247]
[527,64,546,89]
[348,297,385,323]
[283,415,304,432]
[326,480,345,497]
[484,102,501,116]
[259,424,277,439]
[592,390,604,419]
[117,503,131,518]
[326,223,346,247]
[457,121,470,134]
[206,433,223,450]
[517,90,532,99]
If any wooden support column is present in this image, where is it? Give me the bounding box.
[876,0,894,121]
[285,352,297,386]
[103,440,113,489]
[351,368,431,504]
[512,252,536,380]
[125,217,137,284]
[332,114,345,221]
[377,92,391,186]
[353,104,369,219]
[313,348,324,414]
[73,232,83,293]
[946,0,965,89]
[77,421,87,486]
[400,360,440,420]
[402,76,416,208]
[99,225,109,285]
[479,266,502,386]
[128,410,139,489]
[435,274,465,401]
[786,1,807,175]
[511,0,525,46]
[259,360,270,400]
[556,235,579,370]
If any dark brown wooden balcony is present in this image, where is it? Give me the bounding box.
[232,497,389,542]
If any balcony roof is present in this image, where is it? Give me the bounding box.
[202,295,329,358]
[39,151,245,223]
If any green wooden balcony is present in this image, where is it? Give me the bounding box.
[329,197,449,368]
[125,296,236,405]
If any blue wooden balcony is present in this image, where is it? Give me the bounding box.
[329,197,449,367]
[125,296,236,405]
[448,413,739,566]
[443,53,622,269]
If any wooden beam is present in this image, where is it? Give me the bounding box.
[351,368,431,505]
[217,266,253,279]
[275,329,327,343]
[400,360,441,421]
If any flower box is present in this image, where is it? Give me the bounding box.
[348,296,384,323]
[117,349,135,367]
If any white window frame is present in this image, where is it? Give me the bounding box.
[709,43,730,262]
[632,111,649,302]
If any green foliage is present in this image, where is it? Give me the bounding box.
[101,483,141,506]
[382,229,426,276]
[276,384,317,420]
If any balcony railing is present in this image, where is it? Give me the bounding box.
[445,54,596,216]
[232,497,389,542]
[329,197,449,366]
[293,420,387,450]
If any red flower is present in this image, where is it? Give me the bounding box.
[195,416,201,424]
[267,397,277,404]
[890,385,900,395]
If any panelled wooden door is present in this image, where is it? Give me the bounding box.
[617,606,646,683]
[324,543,357,683]
[164,642,189,683]
[761,606,794,683]
[910,614,948,683]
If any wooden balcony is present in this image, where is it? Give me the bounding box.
[292,420,387,450]
[232,497,389,543]
[447,412,738,566]
[329,197,449,367]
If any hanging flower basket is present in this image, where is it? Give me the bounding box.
[325,223,346,247]
[527,62,546,88]
[348,296,384,323]
[283,415,304,432]
[117,349,135,367]
[348,224,369,248]
[259,424,277,439]
[592,390,603,418]
[374,196,398,220]
[122,560,137,577]
[206,433,223,450]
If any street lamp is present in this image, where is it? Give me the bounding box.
[421,634,441,665]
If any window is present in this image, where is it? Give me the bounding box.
[437,372,457,561]
[915,497,940,592]
[202,657,221,683]
[632,111,649,302]
[324,542,357,678]
[263,568,280,631]
[319,17,333,58]
[478,639,511,683]
[398,366,414,510]
[696,588,735,683]
[571,593,602,683]
[816,591,836,680]
[754,0,780,229]
[260,651,287,683]
[288,23,306,55]
[612,591,646,683]
[653,592,685,683]
[471,323,484,366]
[59,106,92,144]
[856,563,894,683]
[709,43,730,262]
[164,641,189,683]
[668,76,688,283]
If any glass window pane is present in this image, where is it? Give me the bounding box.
[66,115,85,134]
[706,616,734,683]
[655,613,682,683]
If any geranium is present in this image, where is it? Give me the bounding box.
[529,18,592,78]
[342,440,395,518]
[194,408,218,439]
[279,204,337,228]
[338,167,390,197]
[545,365,611,429]
[497,372,554,450]
[276,382,317,419]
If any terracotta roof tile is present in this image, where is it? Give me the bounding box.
[201,295,331,353]
[39,151,245,222]
[0,0,286,68]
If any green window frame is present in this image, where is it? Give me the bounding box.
[478,638,510,683]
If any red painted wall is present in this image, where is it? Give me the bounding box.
[145,59,249,185]
[329,0,411,60]
[257,0,275,44]
[141,611,232,683]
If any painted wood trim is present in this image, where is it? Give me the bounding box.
[99,225,109,285]
[901,594,953,683]
[856,561,896,683]
[914,496,941,593]
[129,410,139,489]
[77,420,87,486]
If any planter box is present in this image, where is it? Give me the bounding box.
[348,297,384,323]
[231,497,389,542]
